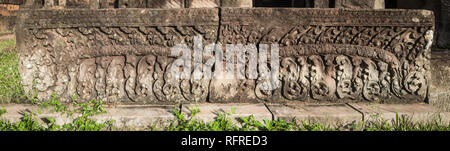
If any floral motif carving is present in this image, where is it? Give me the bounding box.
[16,8,433,104]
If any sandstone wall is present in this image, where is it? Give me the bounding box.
[0,0,24,5]
[439,0,450,48]
[430,51,450,111]
[0,3,18,31]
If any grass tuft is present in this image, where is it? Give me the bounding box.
[0,37,26,104]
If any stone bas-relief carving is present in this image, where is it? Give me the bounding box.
[16,8,434,104]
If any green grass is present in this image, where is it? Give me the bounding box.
[0,38,15,50]
[0,38,26,104]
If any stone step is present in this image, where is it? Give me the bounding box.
[0,103,448,130]
[181,103,273,125]
[0,104,177,130]
[348,103,450,124]
[266,103,362,127]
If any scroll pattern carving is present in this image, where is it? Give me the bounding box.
[217,21,432,103]
[17,8,433,104]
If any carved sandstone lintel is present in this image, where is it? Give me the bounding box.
[16,8,434,104]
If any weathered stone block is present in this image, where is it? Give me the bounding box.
[0,3,18,31]
[348,103,449,124]
[99,0,109,8]
[92,105,176,129]
[182,103,273,124]
[43,0,54,8]
[186,0,219,8]
[0,4,19,16]
[147,0,183,8]
[89,0,98,8]
[59,0,67,7]
[335,0,385,9]
[215,8,434,104]
[440,0,450,47]
[430,51,450,111]
[16,8,219,104]
[0,0,24,5]
[0,104,177,130]
[267,103,363,126]
[221,0,252,7]
[15,8,434,104]
[118,0,148,8]
[314,0,331,8]
[315,0,384,9]
[0,16,15,31]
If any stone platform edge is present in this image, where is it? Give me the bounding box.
[1,103,448,130]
